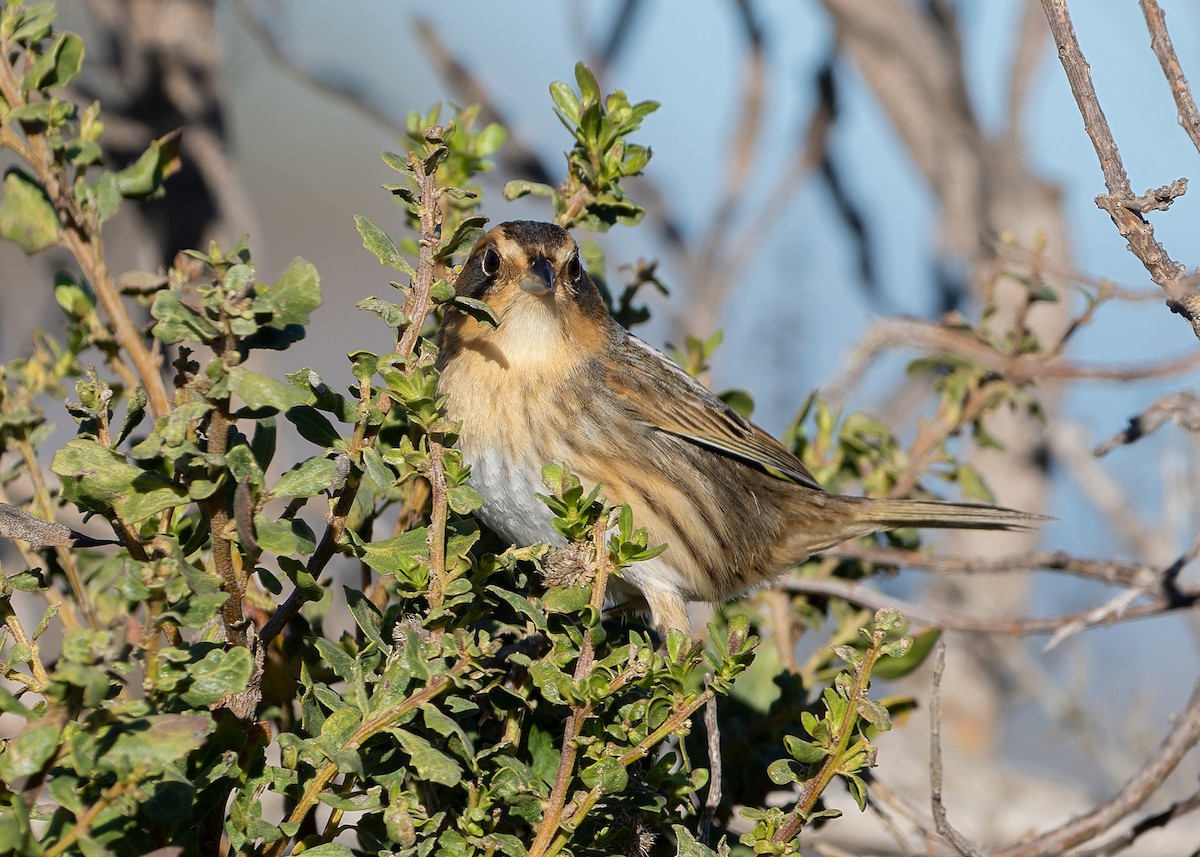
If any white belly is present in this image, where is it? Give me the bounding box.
[463,444,565,548]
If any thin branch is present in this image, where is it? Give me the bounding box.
[989,681,1200,857]
[1094,390,1200,456]
[1076,788,1200,857]
[1043,534,1200,651]
[1040,0,1200,340]
[930,642,983,857]
[826,542,1159,589]
[1138,0,1200,154]
[777,574,1200,637]
[827,316,1200,405]
[699,693,722,844]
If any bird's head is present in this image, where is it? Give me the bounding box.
[442,221,612,369]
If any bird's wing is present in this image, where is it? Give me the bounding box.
[605,334,825,492]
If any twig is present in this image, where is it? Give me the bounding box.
[1094,390,1200,456]
[827,316,1200,405]
[989,681,1200,857]
[0,46,171,417]
[930,642,983,857]
[527,518,612,857]
[1043,534,1200,651]
[1138,0,1200,154]
[1076,788,1200,857]
[1040,0,1200,341]
[262,137,443,644]
[261,655,470,857]
[826,542,1159,589]
[777,573,1200,636]
[699,693,722,844]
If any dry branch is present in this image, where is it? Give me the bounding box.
[1040,0,1200,341]
[1094,389,1200,456]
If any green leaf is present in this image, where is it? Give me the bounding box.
[360,529,428,577]
[271,456,337,499]
[285,405,343,449]
[783,735,828,764]
[21,31,83,92]
[447,485,484,514]
[580,757,627,793]
[0,719,63,781]
[254,514,317,557]
[312,637,355,682]
[51,438,187,522]
[357,296,409,329]
[115,129,182,198]
[766,758,799,786]
[150,290,219,344]
[452,295,499,328]
[503,179,554,201]
[574,62,601,106]
[550,80,581,125]
[542,585,590,614]
[392,729,462,786]
[872,627,940,680]
[229,367,313,413]
[102,714,214,776]
[183,646,253,707]
[345,587,387,651]
[263,257,321,329]
[0,167,59,254]
[114,384,147,447]
[293,845,353,857]
[279,557,322,602]
[354,214,413,274]
[672,825,723,857]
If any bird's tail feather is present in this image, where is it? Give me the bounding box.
[851,498,1045,531]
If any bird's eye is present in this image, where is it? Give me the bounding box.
[481,247,501,276]
[566,254,582,283]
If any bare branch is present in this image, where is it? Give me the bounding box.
[931,642,984,857]
[826,542,1160,589]
[699,694,722,844]
[826,316,1200,405]
[988,681,1200,857]
[1138,0,1200,155]
[1094,390,1200,456]
[1076,788,1200,857]
[777,574,1200,636]
[1042,534,1200,651]
[1040,0,1200,340]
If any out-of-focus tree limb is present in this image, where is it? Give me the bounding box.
[826,316,1200,404]
[989,681,1200,857]
[1094,390,1200,456]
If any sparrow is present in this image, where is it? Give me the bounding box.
[436,221,1038,636]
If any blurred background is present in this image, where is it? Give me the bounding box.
[3,0,1200,851]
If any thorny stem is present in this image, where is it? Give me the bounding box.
[773,636,886,845]
[0,41,171,417]
[527,519,611,857]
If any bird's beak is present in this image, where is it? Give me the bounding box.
[519,257,555,295]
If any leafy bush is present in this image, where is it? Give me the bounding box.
[0,8,1000,856]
